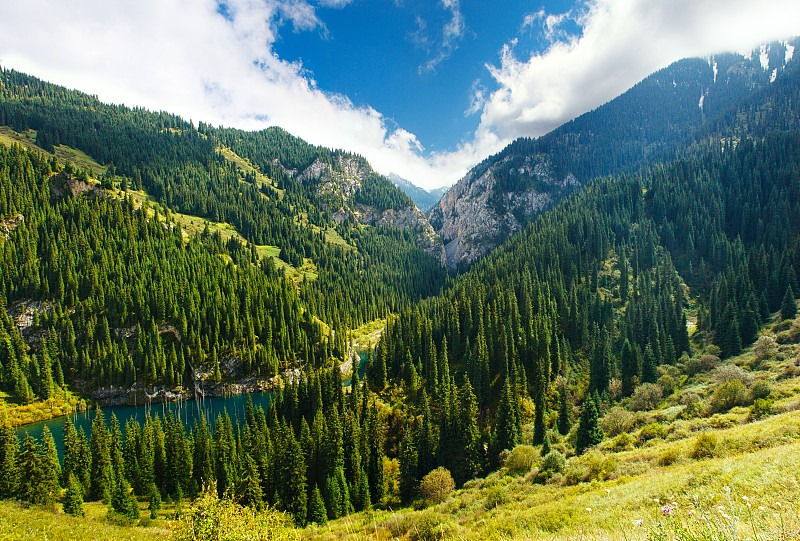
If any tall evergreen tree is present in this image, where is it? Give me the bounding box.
[781,287,797,320]
[40,426,61,505]
[63,473,85,517]
[89,409,114,502]
[575,395,604,455]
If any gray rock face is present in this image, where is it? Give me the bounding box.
[298,156,446,266]
[430,155,579,269]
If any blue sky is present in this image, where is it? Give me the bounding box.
[271,0,576,152]
[1,0,800,189]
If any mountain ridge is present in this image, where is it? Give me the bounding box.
[430,39,800,269]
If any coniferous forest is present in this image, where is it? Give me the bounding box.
[0,41,799,539]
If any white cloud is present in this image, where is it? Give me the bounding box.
[417,0,466,74]
[476,0,800,146]
[1,0,799,192]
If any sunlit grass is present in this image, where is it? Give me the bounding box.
[0,127,107,174]
[0,499,171,540]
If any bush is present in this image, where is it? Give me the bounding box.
[604,432,635,452]
[749,380,771,401]
[684,355,720,376]
[712,364,753,385]
[483,486,509,509]
[708,380,750,413]
[630,383,663,411]
[534,450,566,482]
[600,407,635,437]
[637,422,667,443]
[504,445,538,476]
[172,489,297,541]
[584,451,617,481]
[753,334,778,361]
[690,433,717,459]
[749,398,773,419]
[658,449,678,466]
[410,513,457,541]
[657,374,676,396]
[419,467,455,506]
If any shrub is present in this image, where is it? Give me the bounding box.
[630,383,663,411]
[658,449,678,466]
[637,422,667,443]
[171,489,296,541]
[410,513,457,541]
[657,374,676,396]
[533,450,568,483]
[483,486,509,509]
[504,445,538,476]
[753,334,778,361]
[600,407,635,437]
[749,398,773,419]
[712,364,753,385]
[690,433,717,459]
[419,467,455,506]
[685,354,721,376]
[749,380,771,401]
[584,451,617,481]
[708,380,750,413]
[604,432,635,452]
[680,400,704,420]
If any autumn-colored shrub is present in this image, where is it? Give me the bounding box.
[419,467,455,506]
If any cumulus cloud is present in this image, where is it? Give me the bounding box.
[1,0,800,191]
[476,0,800,145]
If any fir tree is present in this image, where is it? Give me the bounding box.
[16,433,44,504]
[63,473,85,517]
[308,484,327,525]
[89,408,113,502]
[40,426,61,505]
[111,476,140,520]
[575,395,604,455]
[781,287,797,320]
[0,425,18,498]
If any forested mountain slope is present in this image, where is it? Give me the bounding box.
[0,67,449,408]
[431,39,800,268]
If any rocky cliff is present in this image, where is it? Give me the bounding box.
[298,155,446,266]
[430,154,578,269]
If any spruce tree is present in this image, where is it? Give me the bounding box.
[490,378,519,467]
[148,483,162,519]
[365,405,384,505]
[111,476,139,520]
[63,473,85,517]
[40,426,61,505]
[0,425,18,498]
[238,454,263,510]
[575,395,604,455]
[89,408,113,502]
[308,484,327,525]
[16,433,44,504]
[781,288,797,320]
[398,425,418,503]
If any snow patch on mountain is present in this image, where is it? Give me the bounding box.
[760,44,770,70]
